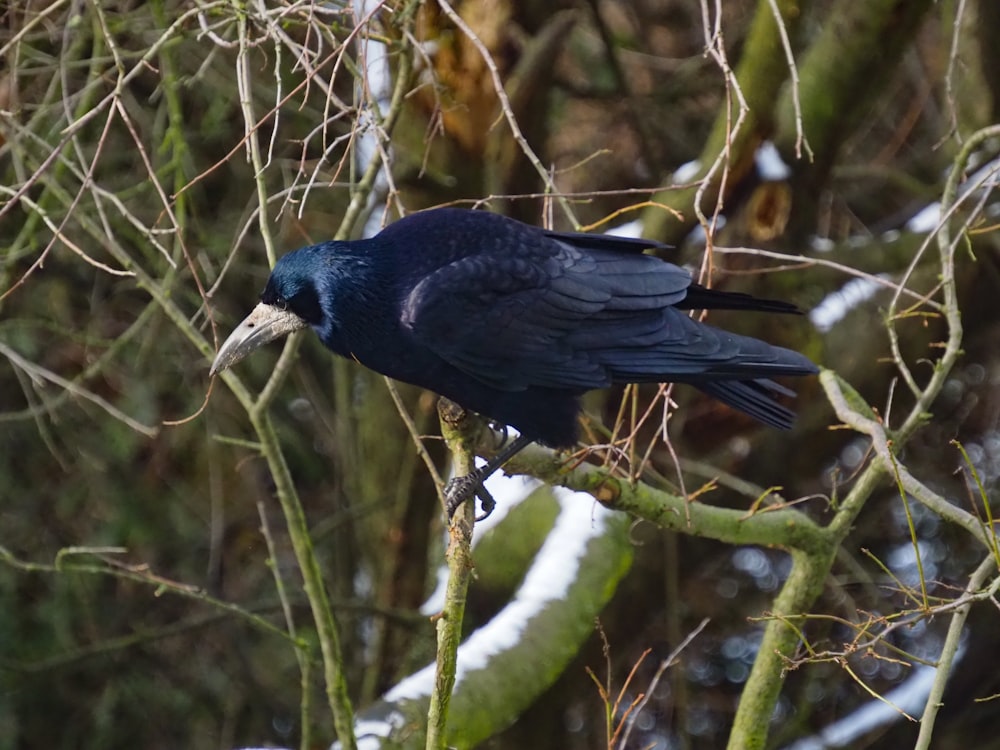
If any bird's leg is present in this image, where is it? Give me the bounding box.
[444,433,535,520]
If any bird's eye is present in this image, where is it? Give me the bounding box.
[275,295,288,310]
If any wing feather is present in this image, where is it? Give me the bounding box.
[400,230,814,394]
[401,235,692,391]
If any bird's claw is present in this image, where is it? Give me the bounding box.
[487,420,509,448]
[474,485,496,521]
[444,473,496,522]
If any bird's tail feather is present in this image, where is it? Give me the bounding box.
[677,285,804,314]
[694,379,800,429]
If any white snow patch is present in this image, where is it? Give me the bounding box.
[906,203,941,234]
[756,141,791,181]
[809,275,886,332]
[809,236,836,252]
[353,0,392,238]
[673,160,702,184]
[389,491,612,701]
[687,215,727,245]
[420,460,541,616]
[605,219,644,239]
[783,662,942,749]
[356,715,405,743]
[906,154,1000,235]
[329,711,408,749]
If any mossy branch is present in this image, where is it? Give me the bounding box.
[425,399,480,750]
[498,441,829,554]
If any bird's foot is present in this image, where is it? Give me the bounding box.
[445,471,496,522]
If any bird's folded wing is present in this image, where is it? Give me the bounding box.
[400,240,699,391]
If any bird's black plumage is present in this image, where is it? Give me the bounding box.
[218,208,817,448]
[244,209,817,446]
[211,208,818,516]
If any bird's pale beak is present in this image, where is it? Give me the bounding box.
[210,302,308,376]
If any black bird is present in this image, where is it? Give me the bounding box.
[211,208,817,517]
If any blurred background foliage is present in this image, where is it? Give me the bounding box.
[2,0,1000,748]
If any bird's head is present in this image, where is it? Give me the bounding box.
[209,247,327,376]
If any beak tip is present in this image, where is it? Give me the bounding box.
[209,303,307,379]
[209,351,236,378]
